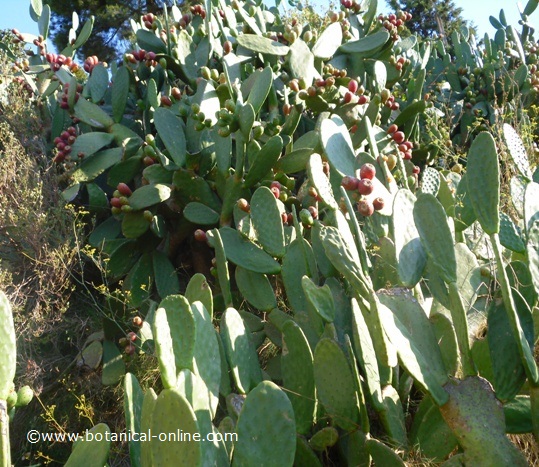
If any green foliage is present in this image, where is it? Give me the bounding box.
[4,0,539,464]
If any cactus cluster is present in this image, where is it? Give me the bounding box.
[3,0,539,464]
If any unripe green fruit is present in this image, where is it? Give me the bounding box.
[15,386,33,407]
[6,390,17,409]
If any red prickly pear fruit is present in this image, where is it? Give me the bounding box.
[387,124,398,134]
[281,212,288,224]
[117,183,132,197]
[343,91,354,104]
[143,156,155,166]
[357,199,374,216]
[223,40,233,54]
[412,165,421,175]
[359,163,376,180]
[357,178,374,195]
[392,131,405,144]
[160,95,172,106]
[127,331,137,342]
[373,197,385,211]
[308,186,319,199]
[403,151,412,160]
[125,344,136,356]
[194,229,208,242]
[270,186,280,199]
[357,95,368,105]
[322,162,330,176]
[132,316,143,327]
[348,79,358,93]
[237,198,250,213]
[308,206,318,219]
[270,181,281,190]
[286,213,294,225]
[110,197,122,208]
[341,175,359,191]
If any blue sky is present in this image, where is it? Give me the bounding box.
[0,0,533,50]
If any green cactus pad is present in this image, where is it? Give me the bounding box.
[281,321,316,435]
[281,238,318,313]
[339,30,390,54]
[233,381,296,467]
[74,96,114,129]
[466,132,500,235]
[71,148,123,183]
[307,153,339,210]
[101,340,125,386]
[112,65,129,122]
[243,135,283,188]
[152,251,180,299]
[236,34,289,56]
[503,123,532,180]
[124,373,143,467]
[295,436,323,467]
[413,193,456,284]
[313,338,359,431]
[378,289,448,383]
[499,212,526,253]
[439,376,528,466]
[158,295,196,372]
[70,132,114,159]
[175,369,216,467]
[301,276,335,323]
[365,438,405,466]
[488,298,528,401]
[140,388,157,466]
[153,307,177,388]
[524,182,539,235]
[235,267,276,312]
[206,227,281,274]
[379,384,407,448]
[212,228,233,308]
[250,186,285,258]
[378,303,449,406]
[504,395,533,434]
[312,22,342,59]
[350,298,383,410]
[150,389,202,466]
[320,115,356,177]
[121,211,150,239]
[191,301,221,419]
[309,427,339,451]
[128,184,172,211]
[154,107,186,167]
[419,167,441,195]
[65,423,111,467]
[173,169,221,212]
[183,202,219,225]
[409,397,457,461]
[392,189,427,287]
[454,173,477,232]
[0,292,16,399]
[430,313,459,376]
[221,307,262,394]
[185,274,213,320]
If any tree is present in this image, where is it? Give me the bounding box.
[386,0,470,41]
[46,0,187,63]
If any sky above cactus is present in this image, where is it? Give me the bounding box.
[0,0,533,52]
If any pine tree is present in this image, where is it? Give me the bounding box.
[386,0,469,41]
[47,0,189,63]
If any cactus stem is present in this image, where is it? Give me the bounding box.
[0,400,10,467]
[447,281,476,377]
